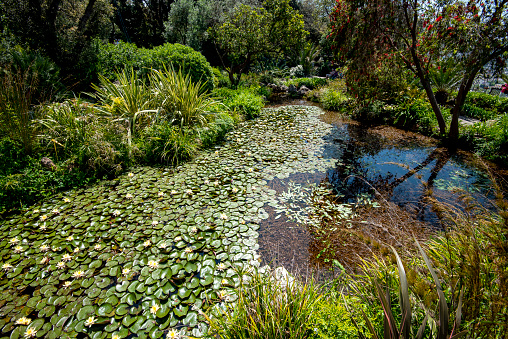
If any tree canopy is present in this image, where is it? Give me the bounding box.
[329,0,508,141]
[211,0,308,85]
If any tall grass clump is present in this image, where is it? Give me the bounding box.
[0,68,42,155]
[423,187,508,338]
[38,98,129,174]
[206,268,322,339]
[91,68,154,155]
[149,65,220,128]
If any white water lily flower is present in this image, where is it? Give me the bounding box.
[73,248,80,253]
[63,197,70,203]
[221,278,228,285]
[122,268,131,276]
[13,246,23,253]
[127,172,134,178]
[1,263,13,271]
[72,270,85,279]
[56,262,66,269]
[247,152,252,156]
[220,213,228,220]
[150,304,160,314]
[204,180,209,185]
[158,191,165,197]
[216,263,226,271]
[40,257,49,265]
[15,317,31,325]
[151,220,159,226]
[40,215,48,221]
[185,189,192,195]
[240,219,246,225]
[39,224,47,231]
[184,247,193,254]
[112,210,121,217]
[248,168,254,173]
[84,316,96,327]
[33,209,40,214]
[159,242,168,249]
[147,260,159,269]
[125,193,133,199]
[24,327,37,338]
[214,181,219,186]
[232,187,238,193]
[143,240,151,247]
[171,190,177,195]
[9,237,19,245]
[112,335,120,339]
[66,235,74,241]
[166,329,180,339]
[190,227,197,234]
[63,281,72,289]
[62,253,72,262]
[52,209,60,215]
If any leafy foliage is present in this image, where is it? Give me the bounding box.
[329,0,508,140]
[97,42,215,92]
[211,0,307,85]
[214,86,265,119]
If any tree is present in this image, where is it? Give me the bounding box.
[0,0,113,79]
[329,0,508,142]
[211,0,308,85]
[111,0,174,48]
[164,0,262,53]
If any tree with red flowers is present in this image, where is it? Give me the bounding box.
[329,0,508,141]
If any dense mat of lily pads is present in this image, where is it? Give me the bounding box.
[0,105,339,338]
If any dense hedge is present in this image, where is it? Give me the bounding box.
[97,42,215,91]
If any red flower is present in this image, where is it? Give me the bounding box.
[436,16,442,22]
[438,66,441,70]
[427,24,433,30]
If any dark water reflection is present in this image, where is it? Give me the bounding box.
[258,101,508,277]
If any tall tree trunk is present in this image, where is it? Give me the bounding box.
[410,48,447,135]
[449,69,479,141]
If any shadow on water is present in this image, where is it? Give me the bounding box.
[324,121,500,228]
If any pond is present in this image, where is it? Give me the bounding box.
[0,103,505,338]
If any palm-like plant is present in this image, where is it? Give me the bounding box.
[149,65,219,128]
[428,59,462,105]
[91,68,155,155]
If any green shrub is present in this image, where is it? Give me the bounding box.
[212,67,230,88]
[308,295,370,339]
[392,98,437,133]
[462,114,508,165]
[286,77,328,90]
[214,87,265,120]
[137,122,198,165]
[97,42,214,92]
[465,91,501,111]
[0,138,28,176]
[321,88,351,112]
[461,103,496,121]
[0,156,96,215]
[198,112,236,149]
